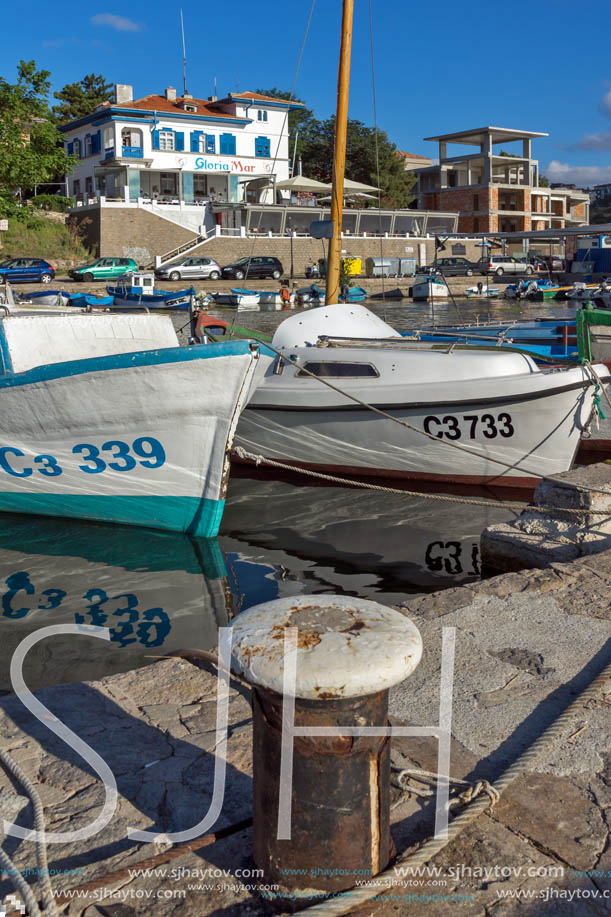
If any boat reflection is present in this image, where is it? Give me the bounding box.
[0,515,232,692]
[221,473,518,606]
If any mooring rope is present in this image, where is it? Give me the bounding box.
[298,656,611,916]
[233,447,611,517]
[0,745,56,916]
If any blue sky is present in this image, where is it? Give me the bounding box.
[4,0,611,185]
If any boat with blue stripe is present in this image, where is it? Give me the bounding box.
[0,312,264,536]
[107,272,194,310]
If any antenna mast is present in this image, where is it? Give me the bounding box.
[180,9,187,96]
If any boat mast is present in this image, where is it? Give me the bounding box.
[325,0,354,306]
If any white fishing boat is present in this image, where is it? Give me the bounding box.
[412,272,449,300]
[235,304,609,488]
[465,285,499,298]
[0,312,262,535]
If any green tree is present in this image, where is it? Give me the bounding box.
[0,60,76,214]
[538,175,550,187]
[298,117,416,208]
[52,73,113,125]
[255,87,318,164]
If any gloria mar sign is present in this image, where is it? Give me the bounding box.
[175,156,273,174]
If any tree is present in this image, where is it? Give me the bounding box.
[539,175,550,187]
[255,87,318,165]
[0,60,76,213]
[255,89,416,208]
[297,117,416,208]
[52,73,113,125]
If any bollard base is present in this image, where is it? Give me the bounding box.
[252,685,392,894]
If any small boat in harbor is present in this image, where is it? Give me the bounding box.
[235,304,608,488]
[107,273,194,310]
[566,281,605,302]
[411,272,449,300]
[465,284,500,298]
[0,312,264,536]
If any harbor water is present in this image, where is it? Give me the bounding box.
[0,294,572,693]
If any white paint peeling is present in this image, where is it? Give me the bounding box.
[230,594,423,699]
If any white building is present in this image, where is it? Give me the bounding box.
[61,84,300,229]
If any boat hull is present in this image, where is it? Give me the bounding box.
[0,343,259,536]
[236,366,600,486]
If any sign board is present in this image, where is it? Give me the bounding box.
[0,220,8,231]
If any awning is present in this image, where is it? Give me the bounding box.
[274,176,331,192]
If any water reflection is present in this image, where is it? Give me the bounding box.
[0,515,231,693]
[0,467,518,692]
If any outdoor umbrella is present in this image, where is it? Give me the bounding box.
[273,176,332,192]
[342,178,379,193]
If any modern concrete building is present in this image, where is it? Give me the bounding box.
[413,126,590,233]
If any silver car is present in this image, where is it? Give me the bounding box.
[156,257,221,282]
[480,255,534,276]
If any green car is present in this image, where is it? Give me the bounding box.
[68,257,138,282]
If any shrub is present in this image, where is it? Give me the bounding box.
[30,194,75,213]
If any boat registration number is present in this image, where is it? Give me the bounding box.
[0,437,166,478]
[423,413,514,440]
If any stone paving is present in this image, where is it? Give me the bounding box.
[0,551,609,916]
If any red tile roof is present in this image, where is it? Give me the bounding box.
[114,94,245,119]
[227,91,304,106]
[396,150,431,160]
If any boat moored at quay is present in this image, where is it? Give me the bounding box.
[0,312,263,536]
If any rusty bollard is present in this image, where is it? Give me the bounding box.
[230,594,422,895]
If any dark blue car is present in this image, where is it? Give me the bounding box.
[0,258,55,284]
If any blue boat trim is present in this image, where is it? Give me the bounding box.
[0,493,226,538]
[0,339,255,389]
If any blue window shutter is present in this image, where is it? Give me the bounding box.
[256,136,270,158]
[190,131,201,152]
[92,131,101,154]
[67,141,73,155]
[175,131,184,151]
[206,134,216,153]
[152,129,160,150]
[220,133,236,155]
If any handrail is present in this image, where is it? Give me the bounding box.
[143,227,217,269]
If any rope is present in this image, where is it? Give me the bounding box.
[233,446,611,517]
[390,766,500,810]
[0,845,42,917]
[298,656,611,916]
[257,339,611,495]
[0,745,56,916]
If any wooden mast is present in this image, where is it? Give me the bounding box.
[325,0,354,306]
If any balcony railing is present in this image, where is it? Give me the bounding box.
[103,146,143,159]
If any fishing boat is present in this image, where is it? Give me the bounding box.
[465,285,500,298]
[402,319,580,362]
[235,303,608,487]
[297,284,325,305]
[69,293,115,309]
[566,281,604,302]
[0,312,263,536]
[503,279,540,300]
[27,290,70,306]
[107,273,194,310]
[527,279,562,301]
[411,272,449,300]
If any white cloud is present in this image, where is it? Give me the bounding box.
[546,160,611,185]
[90,13,141,32]
[569,132,611,152]
[600,90,611,117]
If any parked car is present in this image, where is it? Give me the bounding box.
[424,257,480,277]
[0,258,55,284]
[68,257,138,282]
[478,255,534,276]
[538,255,565,272]
[221,256,283,280]
[155,257,221,282]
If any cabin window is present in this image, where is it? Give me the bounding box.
[159,130,175,151]
[296,362,379,378]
